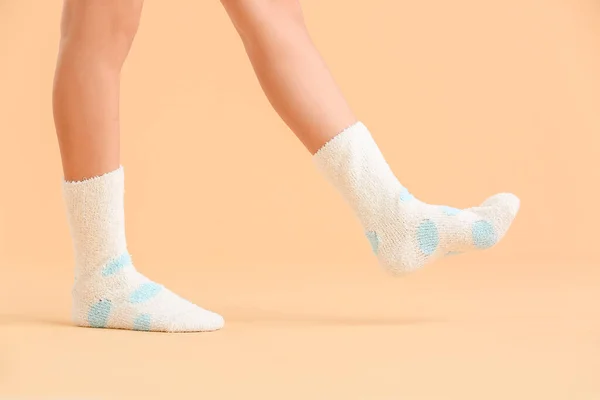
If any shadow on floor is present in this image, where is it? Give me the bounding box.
[219,306,442,327]
[0,308,442,329]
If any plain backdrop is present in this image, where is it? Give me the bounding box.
[0,2,599,398]
[0,0,599,273]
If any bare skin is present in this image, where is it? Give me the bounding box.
[220,0,358,154]
[53,0,356,178]
[53,0,144,181]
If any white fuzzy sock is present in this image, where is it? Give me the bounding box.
[313,122,520,274]
[63,167,224,332]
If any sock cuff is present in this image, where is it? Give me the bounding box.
[63,166,124,187]
[312,121,385,178]
[313,121,370,160]
[311,121,400,226]
[62,165,128,273]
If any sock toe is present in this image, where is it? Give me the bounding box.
[168,307,225,332]
[470,192,520,242]
[481,192,520,217]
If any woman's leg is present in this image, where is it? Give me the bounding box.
[220,0,520,274]
[220,0,355,154]
[53,0,223,331]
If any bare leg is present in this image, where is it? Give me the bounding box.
[52,0,223,331]
[220,0,356,154]
[53,0,143,181]
[220,0,520,273]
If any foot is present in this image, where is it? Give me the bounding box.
[72,253,224,332]
[313,121,520,274]
[63,167,223,333]
[365,192,520,273]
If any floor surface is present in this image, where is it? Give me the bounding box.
[0,261,598,399]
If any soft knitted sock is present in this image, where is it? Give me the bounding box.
[313,122,520,274]
[63,167,224,332]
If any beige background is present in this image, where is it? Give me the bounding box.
[0,0,599,399]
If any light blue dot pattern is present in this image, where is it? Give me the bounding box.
[129,282,163,304]
[102,253,132,277]
[417,219,439,255]
[440,206,461,216]
[445,251,463,256]
[399,187,415,202]
[365,231,379,255]
[88,300,112,328]
[133,314,152,331]
[472,220,497,249]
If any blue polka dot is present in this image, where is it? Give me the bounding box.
[472,220,497,249]
[129,282,163,304]
[102,253,133,277]
[399,187,415,202]
[133,314,152,331]
[417,219,439,255]
[440,206,461,216]
[88,300,112,328]
[365,231,379,255]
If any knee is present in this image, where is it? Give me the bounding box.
[59,0,144,66]
[221,0,304,33]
